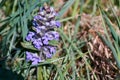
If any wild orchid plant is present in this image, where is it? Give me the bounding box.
[25,6,61,65]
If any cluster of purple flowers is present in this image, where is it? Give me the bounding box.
[25,6,61,65]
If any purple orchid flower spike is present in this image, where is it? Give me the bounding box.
[25,5,61,65]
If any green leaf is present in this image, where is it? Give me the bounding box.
[57,0,75,18]
[21,42,37,51]
[49,40,59,46]
[101,9,118,43]
[37,66,43,80]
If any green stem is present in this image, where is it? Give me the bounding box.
[37,66,43,80]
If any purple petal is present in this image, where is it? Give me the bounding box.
[26,51,33,61]
[49,46,56,54]
[50,21,56,26]
[50,7,54,12]
[48,31,59,40]
[32,60,39,65]
[55,21,61,27]
[43,39,49,45]
[39,7,44,12]
[39,11,44,16]
[45,22,50,26]
[35,27,41,33]
[32,39,42,49]
[43,47,53,58]
[34,15,43,21]
[26,32,35,41]
[32,21,39,27]
[53,32,59,40]
[46,52,52,58]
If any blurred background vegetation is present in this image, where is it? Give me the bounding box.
[0,0,120,80]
